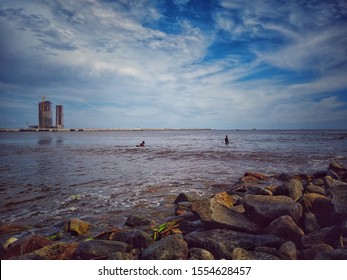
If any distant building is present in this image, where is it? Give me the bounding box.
[38,100,52,128]
[56,105,64,128]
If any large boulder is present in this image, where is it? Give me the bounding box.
[298,193,336,227]
[74,240,130,260]
[211,192,236,208]
[109,229,154,249]
[4,234,53,259]
[29,242,79,260]
[107,252,138,260]
[324,176,347,215]
[242,195,303,226]
[328,162,347,181]
[191,198,260,233]
[314,249,347,260]
[299,244,334,260]
[140,234,188,260]
[263,215,304,247]
[184,229,284,260]
[232,247,280,260]
[301,226,342,248]
[305,183,325,195]
[125,215,154,227]
[301,212,320,234]
[278,241,297,260]
[189,247,215,260]
[280,179,304,201]
[65,218,91,236]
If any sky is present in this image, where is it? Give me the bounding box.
[0,0,347,129]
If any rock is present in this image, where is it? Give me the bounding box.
[299,244,334,260]
[230,204,245,213]
[245,186,273,196]
[189,247,215,260]
[125,215,154,227]
[32,242,79,260]
[327,169,340,180]
[239,175,262,186]
[0,243,6,259]
[265,185,280,195]
[278,241,297,260]
[65,218,91,235]
[254,246,277,256]
[301,226,342,248]
[305,183,325,195]
[293,174,313,182]
[174,193,195,204]
[211,192,236,208]
[263,215,304,247]
[342,215,347,235]
[4,234,53,259]
[184,229,284,260]
[191,198,260,233]
[244,171,270,181]
[313,170,328,179]
[232,247,280,260]
[108,229,153,249]
[109,230,132,243]
[314,248,347,260]
[0,224,30,235]
[9,252,48,260]
[140,234,188,260]
[175,202,193,215]
[132,230,154,249]
[301,212,320,234]
[3,237,18,249]
[74,240,130,260]
[242,195,303,226]
[280,179,304,201]
[324,177,347,214]
[277,173,292,182]
[313,178,324,186]
[108,252,138,260]
[328,162,347,181]
[94,228,122,240]
[298,193,337,227]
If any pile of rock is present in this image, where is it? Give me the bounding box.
[1,162,346,260]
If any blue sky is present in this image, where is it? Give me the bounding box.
[0,0,347,129]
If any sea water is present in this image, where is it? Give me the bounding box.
[0,129,346,232]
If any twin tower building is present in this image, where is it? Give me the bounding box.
[38,99,64,129]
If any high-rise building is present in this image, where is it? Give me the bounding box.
[38,100,53,128]
[56,105,64,128]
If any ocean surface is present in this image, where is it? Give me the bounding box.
[1,129,347,233]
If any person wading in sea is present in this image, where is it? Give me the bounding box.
[225,135,229,145]
[137,141,145,147]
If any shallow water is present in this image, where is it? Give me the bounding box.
[1,129,346,231]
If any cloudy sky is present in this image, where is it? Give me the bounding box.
[1,0,347,129]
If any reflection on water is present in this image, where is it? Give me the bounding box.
[38,137,53,145]
[0,130,346,230]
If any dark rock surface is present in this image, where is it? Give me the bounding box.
[2,162,347,260]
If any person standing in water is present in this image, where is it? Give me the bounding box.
[225,135,229,145]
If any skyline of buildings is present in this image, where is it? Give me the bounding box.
[38,100,63,129]
[56,105,64,129]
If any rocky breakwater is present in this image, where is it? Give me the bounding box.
[1,162,347,260]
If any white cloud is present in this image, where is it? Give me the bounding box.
[0,0,346,129]
[259,26,347,72]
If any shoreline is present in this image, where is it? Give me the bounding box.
[1,161,346,260]
[1,128,347,133]
[0,128,213,132]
